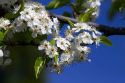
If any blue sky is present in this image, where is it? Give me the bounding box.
[38,0,125,83]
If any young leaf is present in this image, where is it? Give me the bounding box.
[50,39,55,45]
[46,0,70,9]
[65,18,74,27]
[100,36,112,46]
[0,32,4,41]
[34,57,46,79]
[109,0,125,20]
[78,8,95,22]
[54,55,58,65]
[0,31,8,45]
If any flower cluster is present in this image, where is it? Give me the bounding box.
[0,17,10,30]
[13,1,54,38]
[38,40,58,58]
[85,0,101,20]
[38,22,102,73]
[0,0,102,73]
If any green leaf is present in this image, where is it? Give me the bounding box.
[46,0,70,9]
[76,0,84,4]
[0,32,4,41]
[54,55,58,65]
[100,36,112,46]
[50,39,55,45]
[109,0,125,20]
[78,8,95,22]
[13,30,33,44]
[65,18,74,27]
[34,57,46,79]
[4,0,25,20]
[0,31,6,45]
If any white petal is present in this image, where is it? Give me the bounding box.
[0,50,3,57]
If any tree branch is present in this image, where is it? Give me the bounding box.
[49,13,125,36]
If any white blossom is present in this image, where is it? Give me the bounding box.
[38,40,51,51]
[89,0,101,8]
[92,28,102,35]
[0,18,10,30]
[55,37,71,51]
[92,32,101,46]
[77,32,94,44]
[52,18,59,35]
[0,49,3,57]
[38,41,58,58]
[82,46,91,54]
[13,1,54,38]
[85,0,101,20]
[60,53,71,63]
[65,26,74,41]
[46,46,58,58]
[0,0,102,72]
[72,23,91,32]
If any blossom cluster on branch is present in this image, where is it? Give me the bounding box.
[0,0,104,76]
[85,0,101,20]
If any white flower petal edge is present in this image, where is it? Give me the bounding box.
[0,49,3,57]
[55,37,71,51]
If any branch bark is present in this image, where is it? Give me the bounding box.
[4,13,125,46]
[49,13,125,36]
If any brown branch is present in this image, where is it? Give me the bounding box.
[1,12,125,46]
[49,13,125,36]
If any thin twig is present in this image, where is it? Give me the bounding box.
[49,13,125,36]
